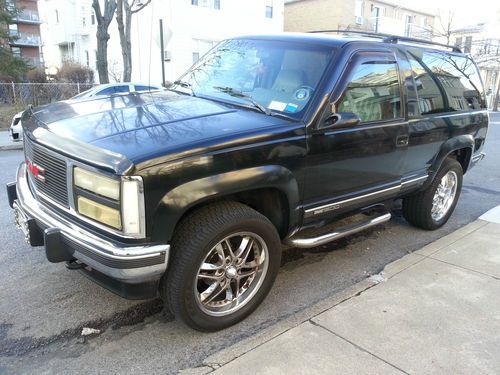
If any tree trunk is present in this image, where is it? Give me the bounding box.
[95,27,111,84]
[493,69,500,112]
[116,0,150,83]
[92,0,117,84]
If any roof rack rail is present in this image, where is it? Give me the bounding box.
[307,29,462,53]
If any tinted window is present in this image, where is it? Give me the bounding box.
[421,51,484,111]
[135,85,156,92]
[407,53,446,115]
[97,85,130,95]
[337,56,401,122]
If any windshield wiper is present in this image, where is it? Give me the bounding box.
[212,86,271,115]
[172,80,196,96]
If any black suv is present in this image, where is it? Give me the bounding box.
[7,32,488,331]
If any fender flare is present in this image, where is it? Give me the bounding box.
[429,135,474,181]
[152,165,301,242]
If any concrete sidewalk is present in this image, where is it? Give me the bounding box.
[190,208,500,374]
[0,129,22,151]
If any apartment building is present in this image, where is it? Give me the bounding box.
[6,0,43,67]
[285,0,435,40]
[39,0,284,84]
[39,0,97,75]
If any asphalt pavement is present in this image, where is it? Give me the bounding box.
[0,113,499,374]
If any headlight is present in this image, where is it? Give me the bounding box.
[77,196,121,229]
[74,167,120,200]
[73,167,145,237]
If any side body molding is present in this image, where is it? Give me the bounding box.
[152,165,301,242]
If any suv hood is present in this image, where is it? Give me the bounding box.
[24,91,292,173]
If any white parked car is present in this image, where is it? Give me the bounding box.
[9,83,163,142]
[9,111,23,142]
[71,82,163,100]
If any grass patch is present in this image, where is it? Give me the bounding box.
[0,104,24,129]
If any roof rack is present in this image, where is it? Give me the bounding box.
[307,29,462,53]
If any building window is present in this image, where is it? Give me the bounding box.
[192,0,220,9]
[371,6,380,32]
[11,47,21,58]
[455,37,462,48]
[55,10,59,23]
[91,12,95,25]
[265,6,273,18]
[82,17,86,27]
[192,52,200,64]
[85,50,90,67]
[464,36,472,53]
[404,15,413,37]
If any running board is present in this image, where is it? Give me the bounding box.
[285,213,392,248]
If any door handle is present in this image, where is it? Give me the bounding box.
[396,135,409,147]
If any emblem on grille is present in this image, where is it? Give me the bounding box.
[26,159,46,183]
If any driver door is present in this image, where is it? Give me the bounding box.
[303,50,408,221]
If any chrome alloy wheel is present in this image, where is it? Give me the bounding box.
[431,170,458,222]
[194,232,269,317]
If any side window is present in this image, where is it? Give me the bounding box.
[112,85,130,94]
[97,87,115,95]
[407,53,446,115]
[135,85,155,92]
[421,51,484,111]
[337,55,401,123]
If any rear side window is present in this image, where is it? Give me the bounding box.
[407,54,446,115]
[337,54,401,123]
[135,85,155,92]
[421,51,484,111]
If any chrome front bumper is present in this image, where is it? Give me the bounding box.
[12,162,170,284]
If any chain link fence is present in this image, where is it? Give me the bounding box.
[0,82,96,107]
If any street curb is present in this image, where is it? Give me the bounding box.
[182,220,488,374]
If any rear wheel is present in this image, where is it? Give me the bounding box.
[162,201,281,331]
[403,158,463,230]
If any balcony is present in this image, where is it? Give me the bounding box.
[9,31,41,47]
[14,9,41,24]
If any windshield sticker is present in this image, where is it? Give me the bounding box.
[285,103,299,113]
[294,88,310,101]
[268,101,287,111]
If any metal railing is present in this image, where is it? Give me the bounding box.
[9,31,42,46]
[15,9,41,23]
[0,82,96,107]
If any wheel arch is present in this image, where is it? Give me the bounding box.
[151,165,301,243]
[430,135,474,180]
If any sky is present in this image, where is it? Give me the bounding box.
[398,0,500,34]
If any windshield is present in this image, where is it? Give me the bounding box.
[175,39,334,118]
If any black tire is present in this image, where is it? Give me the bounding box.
[403,158,463,230]
[162,201,281,332]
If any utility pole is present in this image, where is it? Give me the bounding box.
[159,19,166,87]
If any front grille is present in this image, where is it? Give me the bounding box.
[24,137,69,207]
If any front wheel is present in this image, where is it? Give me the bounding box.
[403,158,463,230]
[162,201,281,331]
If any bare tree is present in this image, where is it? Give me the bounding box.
[92,0,117,84]
[115,0,151,82]
[431,10,455,45]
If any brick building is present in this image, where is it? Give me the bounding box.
[284,0,435,40]
[6,0,43,67]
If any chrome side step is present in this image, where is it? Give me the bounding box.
[285,213,391,248]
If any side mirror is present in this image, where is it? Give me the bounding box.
[323,111,361,128]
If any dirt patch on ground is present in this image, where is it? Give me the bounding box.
[0,104,24,129]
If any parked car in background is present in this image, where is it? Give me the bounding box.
[71,82,163,99]
[9,111,24,142]
[9,83,163,142]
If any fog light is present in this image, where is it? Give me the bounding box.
[77,196,121,229]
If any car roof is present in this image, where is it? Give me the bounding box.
[236,32,465,55]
